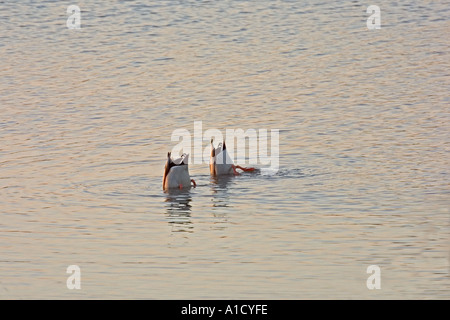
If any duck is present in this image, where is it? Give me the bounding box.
[162,152,196,190]
[210,139,255,176]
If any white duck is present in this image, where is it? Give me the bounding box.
[163,152,196,190]
[210,139,255,176]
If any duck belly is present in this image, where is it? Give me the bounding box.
[164,166,191,189]
[214,163,233,175]
[213,149,234,175]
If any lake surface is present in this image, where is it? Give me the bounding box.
[0,0,449,299]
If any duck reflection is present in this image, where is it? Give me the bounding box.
[210,175,234,209]
[164,189,193,233]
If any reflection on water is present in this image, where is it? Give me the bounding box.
[210,175,234,209]
[164,189,193,233]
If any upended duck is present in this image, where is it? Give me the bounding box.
[162,152,197,190]
[210,139,255,176]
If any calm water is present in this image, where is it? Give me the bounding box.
[1,0,449,299]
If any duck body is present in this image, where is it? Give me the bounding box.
[210,140,234,176]
[163,153,194,190]
[210,139,257,176]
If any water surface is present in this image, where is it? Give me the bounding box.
[0,0,449,299]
